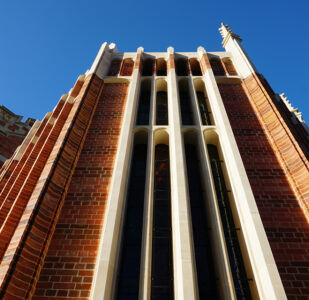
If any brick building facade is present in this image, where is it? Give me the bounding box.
[0,24,308,299]
[0,105,36,168]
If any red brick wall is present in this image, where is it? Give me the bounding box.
[0,134,24,168]
[257,74,309,160]
[243,75,309,223]
[33,83,129,299]
[219,82,309,299]
[120,59,134,76]
[0,74,103,299]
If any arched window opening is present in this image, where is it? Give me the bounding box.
[156,58,167,76]
[116,132,148,299]
[207,144,252,299]
[209,58,225,76]
[189,58,202,76]
[184,133,219,298]
[151,143,173,299]
[108,59,121,76]
[142,59,154,76]
[136,80,151,125]
[120,58,134,76]
[178,79,194,125]
[156,80,168,125]
[223,58,238,76]
[176,58,189,76]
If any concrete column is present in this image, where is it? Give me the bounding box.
[91,47,143,300]
[198,46,286,299]
[187,76,202,127]
[139,129,154,300]
[197,127,235,300]
[219,23,257,78]
[167,47,198,300]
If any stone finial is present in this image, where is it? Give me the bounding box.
[167,46,174,54]
[137,46,144,54]
[197,46,206,54]
[109,43,118,52]
[219,23,242,42]
[279,93,304,122]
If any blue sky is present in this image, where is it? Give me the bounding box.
[1,1,309,122]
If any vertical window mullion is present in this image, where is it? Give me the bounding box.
[184,143,219,299]
[197,92,212,126]
[207,144,252,300]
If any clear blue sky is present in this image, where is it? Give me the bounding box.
[1,1,309,122]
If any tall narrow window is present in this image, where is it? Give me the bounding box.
[194,79,213,126]
[178,79,194,125]
[197,91,212,125]
[176,58,188,76]
[151,144,173,299]
[156,92,168,125]
[209,58,225,76]
[120,58,134,76]
[142,59,154,76]
[136,80,151,125]
[189,58,202,76]
[156,58,167,76]
[207,145,252,299]
[116,136,148,299]
[223,58,238,76]
[184,141,219,299]
[108,59,121,76]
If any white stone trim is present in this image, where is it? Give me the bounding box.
[139,128,154,300]
[199,128,236,299]
[201,47,286,299]
[188,76,203,126]
[87,42,116,79]
[167,56,198,299]
[91,55,142,299]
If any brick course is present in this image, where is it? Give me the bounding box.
[243,74,309,220]
[0,106,35,169]
[0,134,24,165]
[219,82,309,299]
[0,74,105,299]
[33,82,129,299]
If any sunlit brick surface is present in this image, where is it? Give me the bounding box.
[219,82,309,299]
[33,83,129,299]
[0,74,103,299]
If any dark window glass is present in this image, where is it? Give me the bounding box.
[120,59,134,76]
[185,144,219,299]
[156,59,167,76]
[108,60,121,76]
[189,58,202,76]
[196,91,212,125]
[116,144,148,299]
[176,58,188,76]
[142,59,154,76]
[151,144,173,299]
[179,80,194,125]
[136,82,151,125]
[156,92,168,125]
[209,58,225,76]
[207,145,252,300]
